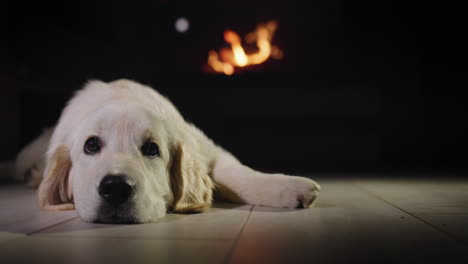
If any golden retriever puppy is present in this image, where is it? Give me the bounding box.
[15,79,320,223]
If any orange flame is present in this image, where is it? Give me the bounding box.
[207,20,283,75]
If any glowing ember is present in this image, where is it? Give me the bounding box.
[207,20,283,75]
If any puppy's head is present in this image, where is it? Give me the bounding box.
[38,93,213,223]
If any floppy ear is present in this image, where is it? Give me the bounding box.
[38,145,75,211]
[169,143,214,213]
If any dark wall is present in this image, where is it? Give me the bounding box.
[2,0,465,173]
[1,5,19,161]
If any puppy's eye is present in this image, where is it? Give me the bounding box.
[141,141,160,157]
[84,136,102,155]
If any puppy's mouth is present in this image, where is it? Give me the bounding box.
[95,202,139,224]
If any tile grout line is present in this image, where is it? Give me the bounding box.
[24,235,235,241]
[223,204,254,264]
[412,213,468,214]
[27,217,79,236]
[353,182,468,247]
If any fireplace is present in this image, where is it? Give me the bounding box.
[2,0,466,173]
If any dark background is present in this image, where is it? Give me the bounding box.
[1,0,465,174]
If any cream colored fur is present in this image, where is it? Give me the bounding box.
[15,79,321,223]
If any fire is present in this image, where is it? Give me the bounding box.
[207,20,283,75]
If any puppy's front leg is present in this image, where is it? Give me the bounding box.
[212,152,321,208]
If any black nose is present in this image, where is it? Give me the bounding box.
[98,175,135,205]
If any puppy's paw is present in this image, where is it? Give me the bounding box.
[281,177,321,209]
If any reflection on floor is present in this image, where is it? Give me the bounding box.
[1,176,467,264]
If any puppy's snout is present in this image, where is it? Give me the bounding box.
[98,174,135,205]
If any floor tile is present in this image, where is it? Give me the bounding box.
[415,213,468,243]
[0,232,25,245]
[229,180,467,264]
[355,178,468,213]
[0,185,77,234]
[2,178,468,264]
[0,236,232,264]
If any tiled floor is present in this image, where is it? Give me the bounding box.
[1,176,467,264]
